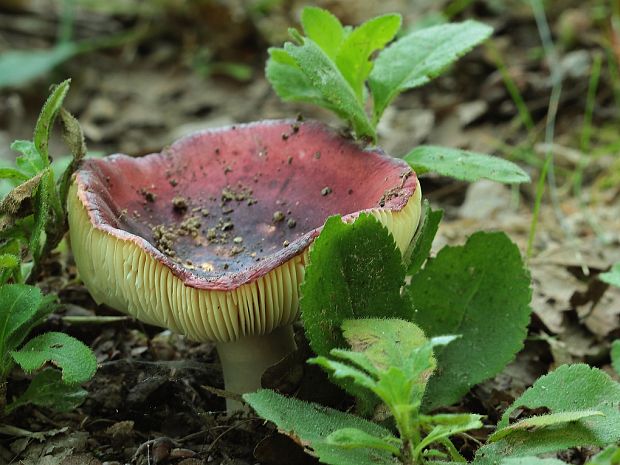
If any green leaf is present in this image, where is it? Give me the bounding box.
[335,14,401,101]
[244,389,396,465]
[0,44,78,89]
[300,7,345,60]
[489,410,605,442]
[11,140,45,177]
[611,340,620,376]
[499,459,568,465]
[586,446,620,465]
[475,365,620,464]
[310,356,378,392]
[6,368,88,413]
[340,318,430,377]
[300,215,407,356]
[271,39,375,139]
[0,284,55,379]
[326,427,401,455]
[369,21,493,121]
[407,232,531,410]
[0,167,29,182]
[415,413,483,457]
[11,331,97,384]
[405,201,443,276]
[33,78,71,166]
[29,169,52,262]
[600,262,620,287]
[404,146,531,184]
[57,108,87,207]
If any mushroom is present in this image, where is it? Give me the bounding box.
[67,120,421,410]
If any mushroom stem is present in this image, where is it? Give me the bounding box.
[216,324,296,411]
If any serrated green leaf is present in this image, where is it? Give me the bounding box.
[405,201,443,276]
[369,21,493,121]
[475,365,620,464]
[600,263,620,287]
[335,14,401,102]
[6,368,88,413]
[11,331,97,384]
[611,340,620,376]
[300,7,345,60]
[407,231,531,410]
[244,389,396,465]
[300,215,407,356]
[489,410,604,442]
[586,445,620,465]
[33,79,71,166]
[0,44,78,89]
[404,146,530,184]
[326,427,401,455]
[0,284,56,379]
[274,39,375,139]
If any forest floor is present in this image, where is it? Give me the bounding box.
[0,1,619,464]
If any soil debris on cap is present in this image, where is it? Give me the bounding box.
[172,196,188,212]
[321,187,332,196]
[139,187,157,203]
[287,219,296,229]
[273,211,285,223]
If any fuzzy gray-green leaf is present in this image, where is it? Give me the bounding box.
[300,215,407,356]
[475,365,620,464]
[369,21,492,121]
[404,146,530,184]
[11,331,97,384]
[244,389,396,465]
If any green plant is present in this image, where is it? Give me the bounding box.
[0,80,97,414]
[243,6,620,464]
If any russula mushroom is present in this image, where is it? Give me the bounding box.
[67,120,421,410]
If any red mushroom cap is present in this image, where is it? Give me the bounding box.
[68,120,420,342]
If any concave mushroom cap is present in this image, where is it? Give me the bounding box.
[68,120,421,343]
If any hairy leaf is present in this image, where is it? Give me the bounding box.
[326,428,401,454]
[405,201,443,276]
[404,146,530,184]
[489,410,604,442]
[407,232,531,410]
[300,215,407,356]
[33,79,71,165]
[57,108,87,206]
[369,21,493,121]
[6,368,88,413]
[0,284,56,379]
[11,331,97,384]
[499,459,568,465]
[244,390,396,465]
[335,14,401,101]
[475,365,620,464]
[300,7,345,60]
[11,140,45,177]
[281,39,375,139]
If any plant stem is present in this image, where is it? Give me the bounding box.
[216,324,296,412]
